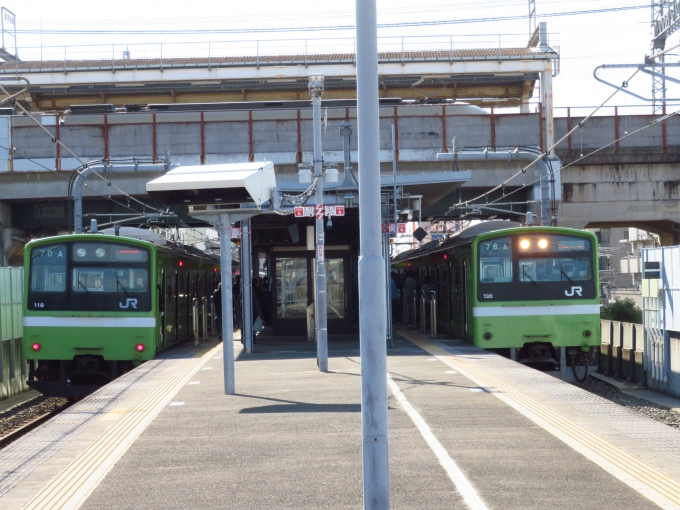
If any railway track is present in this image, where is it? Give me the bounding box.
[0,395,72,449]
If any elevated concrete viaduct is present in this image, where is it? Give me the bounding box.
[0,104,678,264]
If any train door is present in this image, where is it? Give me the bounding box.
[159,269,166,350]
[450,261,463,338]
[185,273,191,337]
[173,271,179,343]
[463,259,471,342]
[437,264,451,334]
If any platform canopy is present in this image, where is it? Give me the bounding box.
[146,162,276,207]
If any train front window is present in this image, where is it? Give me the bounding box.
[519,258,592,283]
[478,237,513,283]
[72,268,149,293]
[28,241,152,312]
[477,233,596,301]
[30,244,67,292]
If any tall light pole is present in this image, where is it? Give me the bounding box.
[356,1,391,507]
[310,75,328,373]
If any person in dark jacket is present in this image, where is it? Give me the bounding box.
[213,283,223,340]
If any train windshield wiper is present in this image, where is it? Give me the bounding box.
[482,248,499,258]
[522,266,537,286]
[77,279,90,294]
[116,279,129,296]
[561,268,574,285]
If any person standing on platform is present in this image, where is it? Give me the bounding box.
[390,272,400,323]
[403,270,417,327]
[213,283,222,341]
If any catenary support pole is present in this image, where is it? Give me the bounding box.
[310,75,328,372]
[356,0,391,507]
[241,218,253,353]
[73,166,95,234]
[219,213,235,395]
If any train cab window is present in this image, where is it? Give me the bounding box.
[72,268,149,293]
[478,237,512,283]
[30,244,67,292]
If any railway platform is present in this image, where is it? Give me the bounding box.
[1,329,680,509]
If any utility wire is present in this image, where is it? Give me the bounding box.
[0,141,155,218]
[12,6,647,35]
[0,82,172,218]
[451,109,680,221]
[441,39,680,220]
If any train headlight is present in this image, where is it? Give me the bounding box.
[483,332,492,340]
[76,248,87,258]
[519,239,530,250]
[136,344,145,352]
[32,343,41,351]
[95,248,106,258]
[538,239,548,249]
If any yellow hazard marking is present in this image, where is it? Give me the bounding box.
[24,343,223,510]
[399,329,680,510]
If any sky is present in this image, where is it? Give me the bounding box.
[3,0,679,114]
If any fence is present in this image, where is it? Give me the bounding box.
[0,267,27,401]
[599,319,644,384]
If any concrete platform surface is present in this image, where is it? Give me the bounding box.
[1,329,680,509]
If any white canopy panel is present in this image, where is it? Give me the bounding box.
[146,162,276,206]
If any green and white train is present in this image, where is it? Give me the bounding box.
[394,222,600,377]
[23,229,220,398]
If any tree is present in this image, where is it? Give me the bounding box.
[600,298,642,324]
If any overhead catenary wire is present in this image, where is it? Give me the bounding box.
[0,140,159,220]
[11,6,647,35]
[436,39,680,226]
[0,82,174,219]
[451,109,680,221]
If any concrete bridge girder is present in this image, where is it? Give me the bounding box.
[559,162,680,246]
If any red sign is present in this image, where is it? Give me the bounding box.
[294,206,314,217]
[317,245,324,261]
[324,205,345,216]
[397,223,407,234]
[381,223,395,234]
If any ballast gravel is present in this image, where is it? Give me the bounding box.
[579,376,680,430]
[0,396,69,442]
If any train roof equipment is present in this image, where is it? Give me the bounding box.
[396,220,521,262]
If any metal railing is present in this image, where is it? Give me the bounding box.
[420,291,427,334]
[192,298,199,346]
[16,33,537,65]
[201,297,209,341]
[210,296,216,337]
[430,290,438,340]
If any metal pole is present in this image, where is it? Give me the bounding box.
[219,214,235,395]
[341,121,357,186]
[356,0,390,506]
[383,233,393,348]
[392,124,397,231]
[310,75,328,372]
[242,218,253,353]
[74,167,95,234]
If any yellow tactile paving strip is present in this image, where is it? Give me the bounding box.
[23,343,222,510]
[400,330,680,510]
